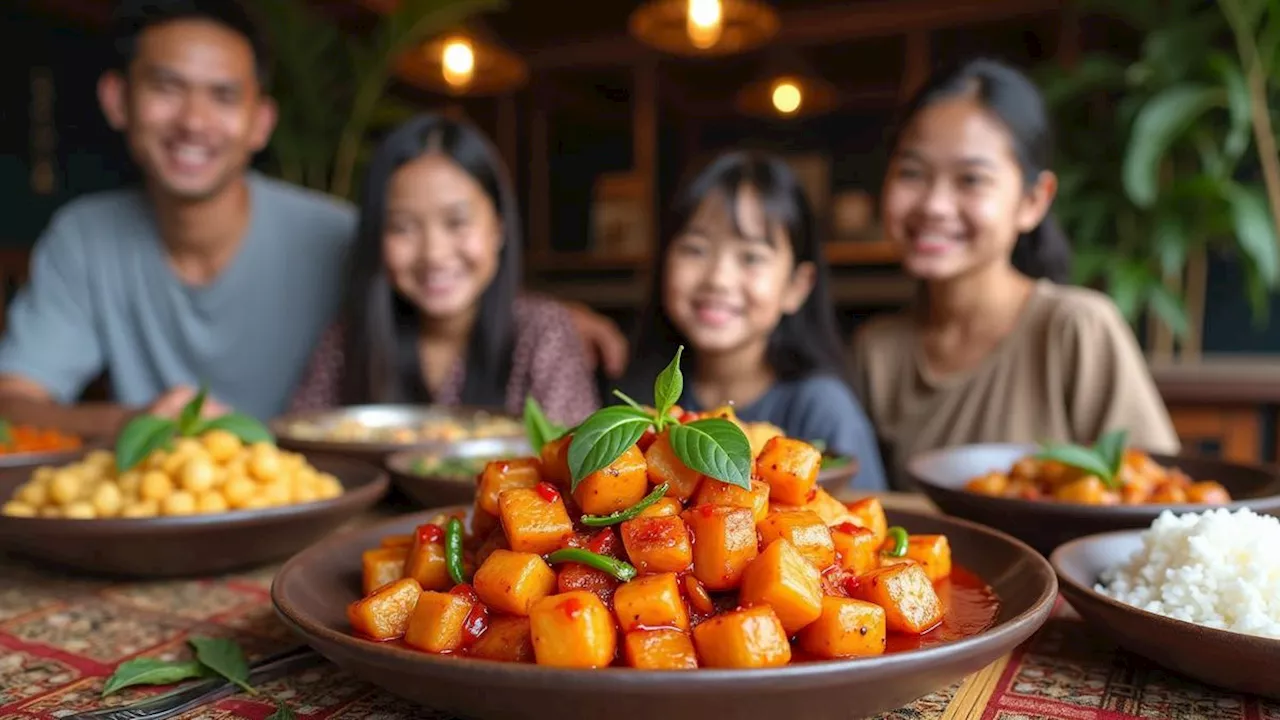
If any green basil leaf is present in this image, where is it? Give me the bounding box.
[653,345,685,417]
[523,396,565,452]
[195,413,274,445]
[101,658,209,697]
[1034,444,1113,482]
[0,418,12,444]
[116,416,179,473]
[177,386,208,436]
[567,406,654,489]
[667,418,752,490]
[266,699,297,720]
[1093,429,1129,479]
[188,637,255,695]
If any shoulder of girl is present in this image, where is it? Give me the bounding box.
[1040,284,1132,340]
[786,374,861,411]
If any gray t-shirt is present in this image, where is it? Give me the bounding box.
[0,172,356,421]
[681,374,889,491]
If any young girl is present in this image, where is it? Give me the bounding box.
[852,58,1178,486]
[291,113,598,424]
[624,150,887,491]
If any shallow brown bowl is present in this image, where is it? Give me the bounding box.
[907,443,1280,554]
[271,506,1057,720]
[1052,530,1280,698]
[271,404,523,464]
[385,437,532,508]
[0,456,388,578]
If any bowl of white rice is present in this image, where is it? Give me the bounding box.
[1050,508,1280,698]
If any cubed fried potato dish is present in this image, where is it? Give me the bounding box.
[345,389,998,668]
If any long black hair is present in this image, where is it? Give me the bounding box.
[340,113,521,407]
[889,58,1071,283]
[626,150,850,397]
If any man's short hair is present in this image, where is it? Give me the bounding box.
[110,0,272,89]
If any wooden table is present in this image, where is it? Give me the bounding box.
[0,496,1275,720]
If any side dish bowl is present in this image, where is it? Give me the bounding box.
[271,404,524,463]
[908,443,1280,554]
[271,506,1057,720]
[1051,530,1280,698]
[385,437,533,508]
[0,455,388,577]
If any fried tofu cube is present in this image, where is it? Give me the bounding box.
[847,497,888,544]
[346,577,421,641]
[620,515,693,574]
[623,629,698,670]
[695,478,771,523]
[529,591,617,668]
[903,535,951,582]
[613,572,690,633]
[473,549,557,616]
[797,597,886,658]
[540,434,572,486]
[851,563,943,634]
[772,488,856,526]
[403,530,450,592]
[573,445,649,516]
[646,431,704,500]
[498,487,574,555]
[757,510,836,569]
[638,496,683,518]
[739,539,823,634]
[831,524,881,576]
[692,606,791,668]
[755,437,822,505]
[478,458,543,516]
[403,591,473,653]
[683,504,759,591]
[362,546,409,594]
[470,616,534,663]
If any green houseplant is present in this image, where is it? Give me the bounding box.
[1037,0,1280,342]
[254,0,503,199]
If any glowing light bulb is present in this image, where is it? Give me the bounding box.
[687,0,723,50]
[771,79,802,115]
[441,38,475,89]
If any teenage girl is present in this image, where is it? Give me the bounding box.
[624,150,887,491]
[291,113,598,425]
[852,58,1178,486]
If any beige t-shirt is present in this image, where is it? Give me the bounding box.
[851,280,1180,487]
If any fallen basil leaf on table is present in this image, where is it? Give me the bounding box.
[266,699,297,720]
[101,657,208,697]
[188,636,256,695]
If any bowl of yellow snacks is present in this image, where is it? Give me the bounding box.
[0,390,388,577]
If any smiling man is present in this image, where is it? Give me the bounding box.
[0,0,356,432]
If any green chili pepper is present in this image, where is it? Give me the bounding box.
[883,526,909,558]
[445,517,467,585]
[580,483,669,527]
[546,548,637,582]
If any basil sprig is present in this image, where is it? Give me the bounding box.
[567,346,752,491]
[1034,429,1129,490]
[115,386,273,473]
[523,396,567,453]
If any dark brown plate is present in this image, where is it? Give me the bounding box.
[0,456,388,578]
[271,506,1057,720]
[385,437,533,508]
[1052,530,1280,698]
[907,443,1280,554]
[271,404,523,463]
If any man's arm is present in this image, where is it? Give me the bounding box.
[0,375,133,436]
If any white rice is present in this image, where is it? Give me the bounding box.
[1095,508,1280,639]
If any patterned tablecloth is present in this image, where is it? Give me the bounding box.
[1,507,1276,720]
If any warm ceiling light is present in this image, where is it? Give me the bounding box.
[771,79,801,115]
[686,0,723,49]
[629,0,779,57]
[441,37,475,89]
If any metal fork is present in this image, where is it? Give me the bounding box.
[68,646,325,720]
